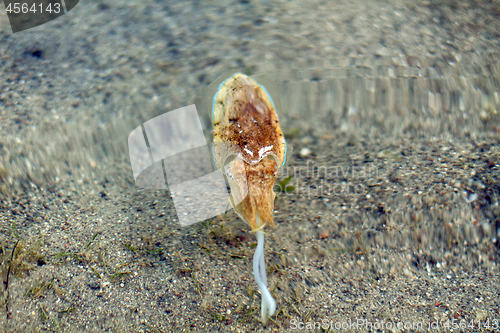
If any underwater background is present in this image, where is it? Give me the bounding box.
[0,0,499,331]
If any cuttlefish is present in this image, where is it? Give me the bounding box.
[212,73,286,323]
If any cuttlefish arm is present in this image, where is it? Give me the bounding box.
[212,73,286,323]
[224,156,278,231]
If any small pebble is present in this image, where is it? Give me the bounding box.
[300,147,311,157]
[476,310,487,321]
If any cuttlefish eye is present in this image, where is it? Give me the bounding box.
[223,154,239,168]
[264,153,279,165]
[222,157,248,208]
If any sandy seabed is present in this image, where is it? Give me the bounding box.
[0,0,500,332]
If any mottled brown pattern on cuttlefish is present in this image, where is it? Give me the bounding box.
[224,101,283,163]
[213,78,285,165]
[213,74,285,231]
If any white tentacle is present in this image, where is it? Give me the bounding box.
[253,216,276,323]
